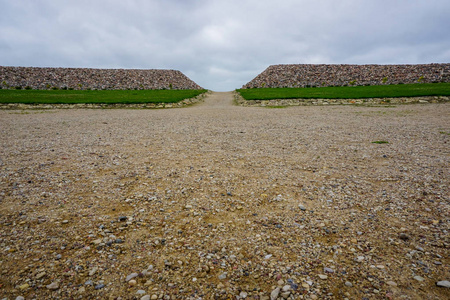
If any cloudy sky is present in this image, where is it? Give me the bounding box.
[1,0,449,91]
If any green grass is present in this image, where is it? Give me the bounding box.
[0,89,207,104]
[237,83,450,100]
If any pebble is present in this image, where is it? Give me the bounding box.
[218,272,227,280]
[318,274,328,279]
[85,280,94,285]
[239,291,248,298]
[345,281,353,287]
[151,295,158,300]
[89,267,98,276]
[436,280,450,288]
[126,273,139,281]
[46,281,59,290]
[386,281,398,287]
[15,297,25,300]
[18,283,29,290]
[324,267,334,273]
[36,272,46,279]
[128,279,137,286]
[270,287,280,300]
[136,289,146,295]
[282,285,291,292]
[95,284,105,289]
[399,233,410,240]
[141,296,151,300]
[414,276,425,282]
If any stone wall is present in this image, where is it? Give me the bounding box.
[0,66,202,90]
[242,64,450,88]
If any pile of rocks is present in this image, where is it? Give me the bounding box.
[0,66,202,90]
[242,64,450,88]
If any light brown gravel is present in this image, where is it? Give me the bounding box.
[0,92,449,300]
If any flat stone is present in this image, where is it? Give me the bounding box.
[141,296,151,300]
[89,267,98,276]
[436,280,450,288]
[218,272,227,280]
[84,280,93,285]
[95,284,105,290]
[282,284,291,292]
[46,281,59,290]
[270,287,280,300]
[318,274,328,279]
[126,273,139,282]
[414,276,425,282]
[386,281,398,287]
[345,281,353,287]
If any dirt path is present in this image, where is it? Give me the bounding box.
[198,91,235,108]
[0,102,449,299]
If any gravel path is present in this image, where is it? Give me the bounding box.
[0,93,449,299]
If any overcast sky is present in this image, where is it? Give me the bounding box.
[1,0,449,91]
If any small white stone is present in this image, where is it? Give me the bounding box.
[436,280,450,288]
[386,281,397,287]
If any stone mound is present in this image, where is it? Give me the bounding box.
[242,64,450,88]
[0,66,202,90]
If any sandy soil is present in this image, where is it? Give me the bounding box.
[0,92,449,299]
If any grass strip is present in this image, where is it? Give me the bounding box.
[237,83,450,100]
[0,89,207,104]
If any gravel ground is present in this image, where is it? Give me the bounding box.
[0,92,449,300]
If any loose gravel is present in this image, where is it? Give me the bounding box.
[0,92,449,299]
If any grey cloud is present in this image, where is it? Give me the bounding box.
[1,0,449,91]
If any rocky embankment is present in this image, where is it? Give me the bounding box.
[243,64,450,88]
[0,67,202,90]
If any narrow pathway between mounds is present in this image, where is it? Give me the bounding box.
[197,91,235,108]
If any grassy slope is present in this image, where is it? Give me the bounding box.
[237,83,450,100]
[0,89,207,104]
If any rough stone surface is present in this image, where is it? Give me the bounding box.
[0,66,202,90]
[0,92,448,299]
[242,63,450,88]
